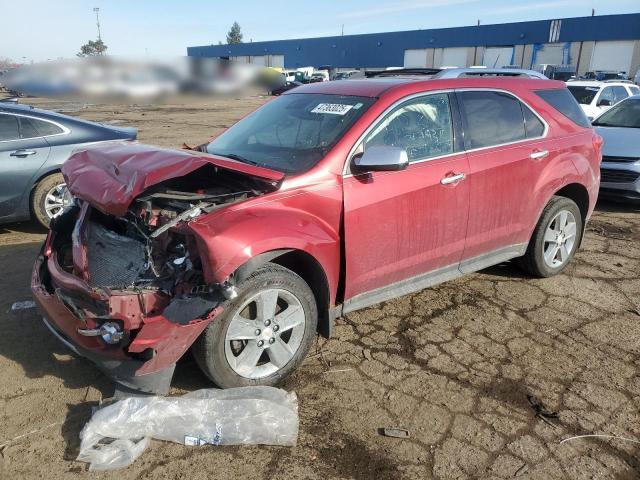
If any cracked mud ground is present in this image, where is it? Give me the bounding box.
[1,95,639,480]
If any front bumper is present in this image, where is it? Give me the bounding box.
[599,161,640,201]
[31,238,222,395]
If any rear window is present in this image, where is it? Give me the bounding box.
[567,85,599,105]
[535,89,591,128]
[32,118,64,136]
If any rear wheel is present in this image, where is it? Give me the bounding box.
[193,263,317,388]
[31,173,72,228]
[519,196,583,277]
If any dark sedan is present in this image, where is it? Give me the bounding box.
[270,80,302,96]
[0,102,137,226]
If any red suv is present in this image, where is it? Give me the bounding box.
[32,70,602,395]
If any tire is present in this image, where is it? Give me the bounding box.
[519,196,583,278]
[31,173,69,228]
[193,263,318,388]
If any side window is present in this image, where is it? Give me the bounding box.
[535,89,591,128]
[18,117,40,138]
[457,91,525,149]
[29,118,64,136]
[363,93,454,162]
[0,114,20,141]
[630,86,640,96]
[598,87,615,105]
[521,105,545,138]
[612,86,628,103]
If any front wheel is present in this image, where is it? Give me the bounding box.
[519,196,583,277]
[193,263,318,388]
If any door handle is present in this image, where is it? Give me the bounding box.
[10,150,37,157]
[530,150,549,160]
[440,172,466,185]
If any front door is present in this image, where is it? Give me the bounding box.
[343,92,469,308]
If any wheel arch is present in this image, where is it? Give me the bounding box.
[232,249,333,338]
[553,183,589,224]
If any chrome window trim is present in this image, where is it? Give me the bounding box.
[0,112,71,143]
[342,87,549,177]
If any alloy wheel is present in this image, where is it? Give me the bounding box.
[542,209,577,268]
[224,288,306,379]
[44,183,72,219]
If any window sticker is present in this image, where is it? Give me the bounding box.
[311,103,354,115]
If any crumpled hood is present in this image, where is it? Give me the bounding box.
[62,141,284,217]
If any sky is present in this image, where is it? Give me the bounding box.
[2,0,639,62]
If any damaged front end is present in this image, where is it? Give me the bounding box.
[32,146,279,395]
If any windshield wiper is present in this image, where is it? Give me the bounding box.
[212,152,262,167]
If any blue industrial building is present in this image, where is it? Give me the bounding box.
[187,13,640,76]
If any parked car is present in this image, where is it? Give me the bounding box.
[0,103,137,227]
[32,71,601,395]
[332,71,358,81]
[591,95,640,201]
[579,71,628,81]
[566,80,640,120]
[308,70,329,83]
[270,80,302,96]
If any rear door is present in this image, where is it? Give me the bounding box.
[343,92,470,305]
[456,90,549,271]
[0,113,51,218]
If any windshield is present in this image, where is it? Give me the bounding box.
[592,97,640,128]
[567,85,600,105]
[207,94,374,173]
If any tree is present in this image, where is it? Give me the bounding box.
[77,39,108,57]
[226,22,243,44]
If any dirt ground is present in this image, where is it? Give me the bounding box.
[1,94,639,480]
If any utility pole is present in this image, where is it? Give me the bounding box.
[93,7,102,41]
[341,24,344,36]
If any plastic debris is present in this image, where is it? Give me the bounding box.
[379,427,410,439]
[10,300,36,311]
[77,386,298,471]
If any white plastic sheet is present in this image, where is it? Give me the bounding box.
[77,386,298,471]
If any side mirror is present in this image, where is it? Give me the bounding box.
[597,98,612,107]
[353,146,409,172]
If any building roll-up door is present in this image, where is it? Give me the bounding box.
[250,56,266,66]
[531,43,570,68]
[269,55,285,68]
[404,49,428,68]
[589,41,634,74]
[482,47,514,68]
[434,47,468,68]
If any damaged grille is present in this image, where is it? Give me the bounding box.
[86,221,148,289]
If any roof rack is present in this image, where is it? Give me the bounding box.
[364,68,441,78]
[602,79,632,83]
[433,68,548,79]
[363,67,548,80]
